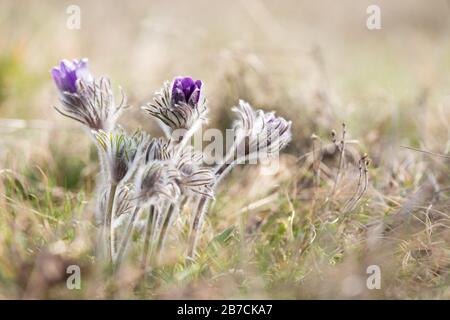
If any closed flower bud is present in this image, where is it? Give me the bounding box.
[142,76,207,131]
[174,145,215,198]
[95,129,148,184]
[144,137,173,162]
[171,77,202,107]
[134,161,181,207]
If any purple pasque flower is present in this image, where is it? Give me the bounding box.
[143,77,207,131]
[51,58,124,131]
[51,58,93,94]
[171,77,202,107]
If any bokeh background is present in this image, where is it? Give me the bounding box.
[0,0,449,299]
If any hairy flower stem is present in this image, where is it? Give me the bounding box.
[187,196,210,258]
[114,206,141,271]
[158,197,188,258]
[157,204,175,257]
[150,203,171,262]
[187,140,245,258]
[141,206,156,276]
[104,183,117,268]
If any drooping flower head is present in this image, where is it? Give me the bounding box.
[143,138,215,198]
[173,145,215,198]
[232,100,292,159]
[134,161,181,207]
[51,59,93,94]
[142,76,207,131]
[51,58,124,131]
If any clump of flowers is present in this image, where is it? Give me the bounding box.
[51,58,292,274]
[142,77,207,134]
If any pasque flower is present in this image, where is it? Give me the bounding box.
[51,58,124,131]
[134,161,181,207]
[188,102,291,258]
[232,100,292,159]
[142,76,207,131]
[144,138,215,197]
[171,77,202,107]
[174,145,215,198]
[51,59,93,94]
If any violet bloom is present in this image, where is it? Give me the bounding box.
[51,58,124,131]
[51,59,93,94]
[171,77,202,107]
[143,76,207,131]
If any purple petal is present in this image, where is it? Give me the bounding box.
[171,76,203,107]
[172,87,186,106]
[188,88,201,105]
[171,78,183,96]
[180,77,195,91]
[51,58,92,94]
[51,67,63,88]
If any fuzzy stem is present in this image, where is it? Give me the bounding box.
[214,132,248,177]
[186,135,249,259]
[149,202,173,266]
[187,196,210,258]
[141,205,156,274]
[185,142,242,258]
[104,183,117,267]
[157,204,174,255]
[114,206,141,270]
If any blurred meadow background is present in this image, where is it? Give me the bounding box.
[0,0,449,299]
